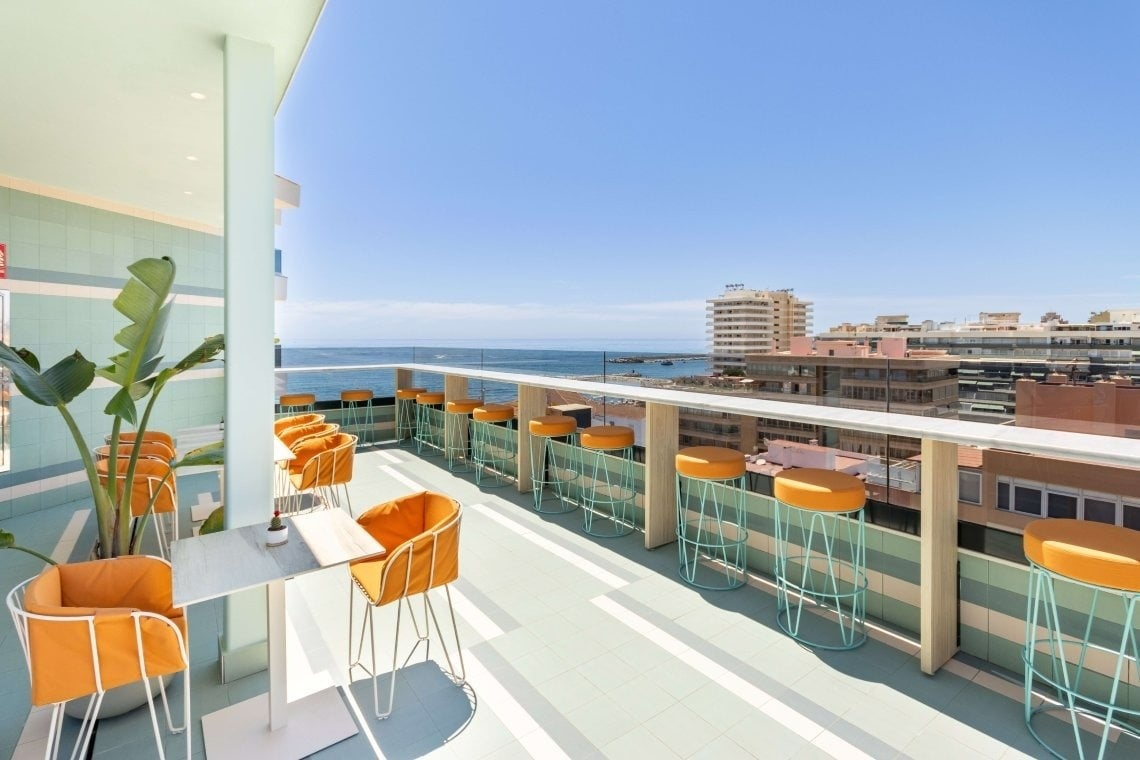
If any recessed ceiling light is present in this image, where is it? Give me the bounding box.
[184,190,194,195]
[186,155,198,162]
[189,92,206,100]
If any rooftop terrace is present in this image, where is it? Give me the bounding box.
[4,362,1140,759]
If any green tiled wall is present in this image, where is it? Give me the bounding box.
[0,187,225,510]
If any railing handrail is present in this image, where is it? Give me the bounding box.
[275,361,1140,469]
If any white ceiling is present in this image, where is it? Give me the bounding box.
[0,0,325,227]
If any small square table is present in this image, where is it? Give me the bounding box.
[172,509,384,760]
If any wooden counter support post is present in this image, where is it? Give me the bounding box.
[516,384,545,494]
[644,401,678,549]
[444,374,468,402]
[920,437,959,674]
[395,368,414,392]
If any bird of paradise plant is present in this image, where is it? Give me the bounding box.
[0,257,224,558]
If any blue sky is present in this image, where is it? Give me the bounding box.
[274,1,1140,350]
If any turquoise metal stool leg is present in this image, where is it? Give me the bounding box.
[530,434,579,513]
[1023,562,1140,759]
[446,412,473,472]
[416,404,445,456]
[396,398,415,446]
[472,419,515,487]
[674,472,747,590]
[340,391,375,446]
[580,445,636,537]
[773,501,866,650]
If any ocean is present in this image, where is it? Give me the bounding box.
[278,346,711,403]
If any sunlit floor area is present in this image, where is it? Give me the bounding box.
[3,443,1138,759]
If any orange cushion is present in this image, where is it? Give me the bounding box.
[396,387,427,400]
[289,433,356,488]
[446,399,483,414]
[473,404,514,423]
[675,447,745,479]
[340,389,373,403]
[280,422,338,449]
[22,558,186,706]
[580,426,635,450]
[352,492,461,606]
[1024,519,1140,592]
[774,469,865,513]
[116,430,176,452]
[529,415,577,437]
[274,413,324,435]
[279,393,316,407]
[416,392,445,405]
[96,458,177,516]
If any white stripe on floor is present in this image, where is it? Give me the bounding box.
[468,503,627,590]
[379,464,430,494]
[377,451,403,464]
[464,650,572,760]
[50,508,91,564]
[449,587,505,640]
[592,595,875,760]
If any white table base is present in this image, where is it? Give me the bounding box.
[201,687,358,760]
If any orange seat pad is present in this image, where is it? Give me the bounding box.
[473,404,514,423]
[580,426,635,450]
[529,415,577,437]
[446,399,483,414]
[774,469,865,513]
[675,446,746,479]
[1024,519,1140,593]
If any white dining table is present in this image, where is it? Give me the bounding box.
[171,508,384,760]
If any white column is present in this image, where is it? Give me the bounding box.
[221,35,276,679]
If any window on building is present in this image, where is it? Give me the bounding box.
[1124,502,1140,531]
[1083,495,1117,524]
[1014,485,1043,516]
[997,480,1010,511]
[959,471,982,505]
[1047,491,1078,519]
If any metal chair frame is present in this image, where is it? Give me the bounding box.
[7,567,190,760]
[347,507,465,719]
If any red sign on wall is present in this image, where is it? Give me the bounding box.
[0,242,6,278]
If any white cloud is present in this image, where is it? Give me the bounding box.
[276,297,708,345]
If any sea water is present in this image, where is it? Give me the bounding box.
[277,345,710,403]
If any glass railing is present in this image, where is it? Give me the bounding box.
[274,346,1140,565]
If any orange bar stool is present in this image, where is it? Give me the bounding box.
[773,469,866,650]
[340,389,375,446]
[471,404,516,487]
[414,392,446,456]
[578,426,637,537]
[675,446,748,590]
[528,415,579,513]
[1022,519,1140,759]
[278,392,316,418]
[445,398,482,471]
[395,387,426,446]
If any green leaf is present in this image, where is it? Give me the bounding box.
[0,345,95,407]
[199,507,226,535]
[104,387,139,425]
[96,257,175,389]
[174,440,224,468]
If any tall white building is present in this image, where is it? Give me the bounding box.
[707,286,812,372]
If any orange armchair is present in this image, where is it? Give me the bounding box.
[348,491,464,718]
[285,432,357,514]
[96,457,179,558]
[274,412,326,436]
[7,556,190,760]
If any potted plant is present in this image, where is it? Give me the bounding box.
[0,256,224,559]
[266,510,288,546]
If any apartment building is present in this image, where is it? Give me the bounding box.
[706,285,811,373]
[676,336,959,458]
[823,311,1140,422]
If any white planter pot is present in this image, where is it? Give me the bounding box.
[267,525,289,546]
[64,675,170,719]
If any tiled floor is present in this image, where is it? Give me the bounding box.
[2,443,1138,759]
